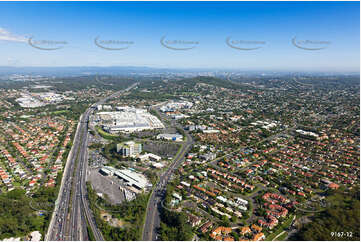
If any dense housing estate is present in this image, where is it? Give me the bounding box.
[0,74,359,242]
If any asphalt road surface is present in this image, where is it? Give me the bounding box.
[46,83,138,241]
[142,108,194,241]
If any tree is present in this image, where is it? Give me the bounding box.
[292,188,360,241]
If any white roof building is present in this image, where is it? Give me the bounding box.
[101,166,149,190]
[181,181,190,187]
[202,129,220,134]
[216,196,227,203]
[172,192,182,201]
[113,169,148,190]
[157,133,183,141]
[139,153,162,161]
[96,109,164,133]
[152,162,164,169]
[236,197,249,205]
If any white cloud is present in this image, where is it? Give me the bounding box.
[7,58,21,65]
[0,27,27,42]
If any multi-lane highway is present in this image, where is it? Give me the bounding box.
[46,112,88,241]
[142,109,194,241]
[46,82,138,241]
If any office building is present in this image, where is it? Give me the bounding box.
[117,141,142,157]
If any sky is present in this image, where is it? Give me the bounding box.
[0,1,359,72]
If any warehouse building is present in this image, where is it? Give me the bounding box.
[99,166,149,190]
[95,108,164,133]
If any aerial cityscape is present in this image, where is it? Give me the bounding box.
[0,1,359,242]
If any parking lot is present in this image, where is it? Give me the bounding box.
[89,150,108,168]
[87,168,126,205]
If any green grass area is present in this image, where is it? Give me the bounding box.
[243,185,260,196]
[266,215,294,241]
[266,229,283,240]
[52,110,70,115]
[95,126,120,140]
[86,217,95,241]
[183,134,187,142]
[277,231,288,241]
[172,143,184,163]
[282,215,295,228]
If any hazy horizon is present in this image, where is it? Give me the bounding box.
[0,1,359,72]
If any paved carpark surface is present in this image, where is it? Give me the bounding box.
[87,168,126,205]
[89,150,108,168]
[88,128,110,145]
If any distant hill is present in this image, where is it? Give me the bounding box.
[174,76,244,90]
[0,66,169,77]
